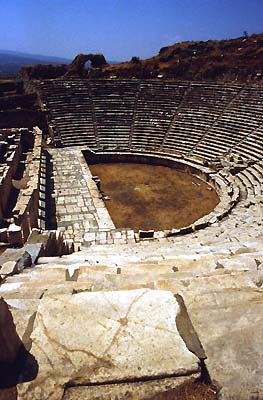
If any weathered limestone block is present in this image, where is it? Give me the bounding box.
[0,249,32,278]
[0,280,74,300]
[0,261,17,277]
[17,289,200,400]
[23,243,43,264]
[215,255,258,271]
[174,274,263,400]
[234,246,256,255]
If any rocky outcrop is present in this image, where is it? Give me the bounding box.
[20,64,67,81]
[101,32,263,81]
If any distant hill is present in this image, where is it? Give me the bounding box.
[0,50,71,75]
[0,50,120,76]
[104,33,263,82]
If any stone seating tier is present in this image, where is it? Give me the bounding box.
[39,81,263,164]
[0,229,263,399]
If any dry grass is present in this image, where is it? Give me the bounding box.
[102,32,263,82]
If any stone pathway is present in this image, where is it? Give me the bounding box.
[48,148,117,247]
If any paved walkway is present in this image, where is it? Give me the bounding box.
[48,148,118,247]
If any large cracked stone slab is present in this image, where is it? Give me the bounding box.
[173,274,263,400]
[17,289,200,400]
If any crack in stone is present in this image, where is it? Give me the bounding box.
[127,319,178,336]
[63,368,200,390]
[101,291,121,314]
[39,313,113,368]
[123,327,145,349]
[102,290,148,356]
[33,340,55,369]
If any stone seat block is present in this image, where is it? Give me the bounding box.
[17,289,201,399]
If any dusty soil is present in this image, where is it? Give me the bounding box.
[89,163,219,231]
[149,381,218,400]
[0,382,218,400]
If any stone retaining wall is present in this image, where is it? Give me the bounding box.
[12,127,42,241]
[0,129,23,225]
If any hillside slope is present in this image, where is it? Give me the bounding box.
[103,33,263,82]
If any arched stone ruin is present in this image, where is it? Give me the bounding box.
[65,53,108,77]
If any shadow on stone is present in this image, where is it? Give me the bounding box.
[0,344,38,388]
[0,298,38,389]
[45,150,57,230]
[174,294,206,360]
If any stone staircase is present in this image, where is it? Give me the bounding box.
[0,235,263,399]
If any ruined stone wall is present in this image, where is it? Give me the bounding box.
[19,64,67,81]
[65,53,107,77]
[0,129,23,225]
[12,127,42,241]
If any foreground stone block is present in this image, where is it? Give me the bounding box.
[18,289,200,400]
[177,274,263,400]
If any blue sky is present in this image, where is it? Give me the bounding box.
[0,0,262,61]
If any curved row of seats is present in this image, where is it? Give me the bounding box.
[39,80,263,163]
[38,79,263,247]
